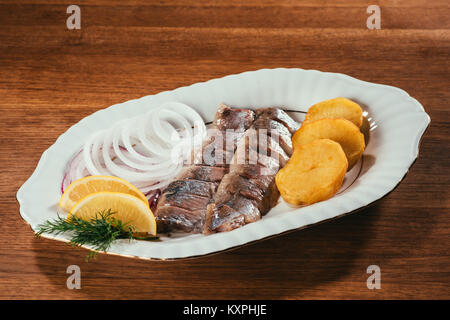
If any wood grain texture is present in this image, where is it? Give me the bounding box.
[0,0,449,300]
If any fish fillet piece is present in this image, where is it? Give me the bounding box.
[155,104,255,233]
[204,107,299,234]
[179,165,227,183]
[254,107,300,134]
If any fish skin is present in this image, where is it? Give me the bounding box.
[255,107,301,134]
[179,165,227,183]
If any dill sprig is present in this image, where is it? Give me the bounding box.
[36,209,159,262]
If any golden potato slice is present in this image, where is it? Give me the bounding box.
[304,97,363,127]
[275,139,348,205]
[292,118,365,170]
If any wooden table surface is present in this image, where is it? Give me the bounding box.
[0,0,449,300]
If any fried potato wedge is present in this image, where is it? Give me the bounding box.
[292,118,365,170]
[275,139,348,205]
[304,97,363,127]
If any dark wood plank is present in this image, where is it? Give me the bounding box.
[0,0,449,300]
[0,3,449,29]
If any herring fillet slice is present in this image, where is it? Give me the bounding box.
[154,104,256,233]
[204,108,299,233]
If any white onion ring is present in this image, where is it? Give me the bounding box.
[102,132,181,182]
[120,121,167,163]
[83,131,101,176]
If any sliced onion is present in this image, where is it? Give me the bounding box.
[61,149,83,193]
[65,102,206,196]
[121,123,167,164]
[82,136,96,176]
[113,123,176,171]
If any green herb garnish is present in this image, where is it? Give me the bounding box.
[36,209,159,262]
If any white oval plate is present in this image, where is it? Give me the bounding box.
[17,68,430,260]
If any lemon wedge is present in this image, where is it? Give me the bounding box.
[69,192,156,234]
[60,175,148,212]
